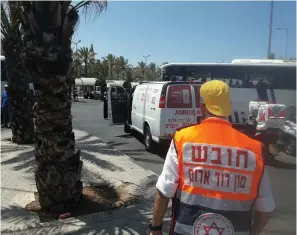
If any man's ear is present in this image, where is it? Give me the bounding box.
[200,103,206,116]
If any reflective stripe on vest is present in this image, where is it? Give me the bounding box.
[170,118,264,235]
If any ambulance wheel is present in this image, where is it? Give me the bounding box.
[124,121,131,133]
[144,125,156,152]
[284,139,296,157]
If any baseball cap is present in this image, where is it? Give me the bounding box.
[200,80,232,117]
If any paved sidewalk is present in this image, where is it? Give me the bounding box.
[1,129,171,235]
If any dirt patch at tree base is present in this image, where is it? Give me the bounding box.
[2,137,13,142]
[25,182,140,222]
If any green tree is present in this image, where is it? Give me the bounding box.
[77,46,96,76]
[1,2,34,144]
[72,51,83,77]
[126,67,134,82]
[137,61,147,80]
[91,59,109,80]
[90,59,109,99]
[102,53,116,79]
[268,53,275,59]
[18,0,107,213]
[149,62,157,74]
[118,56,129,70]
[146,62,159,81]
[115,56,129,79]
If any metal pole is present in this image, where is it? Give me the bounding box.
[72,40,81,78]
[75,43,78,78]
[142,55,150,79]
[267,1,274,58]
[143,54,150,64]
[285,28,288,59]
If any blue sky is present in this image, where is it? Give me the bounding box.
[74,1,296,66]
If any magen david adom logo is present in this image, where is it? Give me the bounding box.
[193,213,234,235]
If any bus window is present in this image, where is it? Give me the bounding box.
[269,67,296,90]
[248,66,296,90]
[161,64,296,90]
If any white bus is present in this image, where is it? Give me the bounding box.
[160,59,296,123]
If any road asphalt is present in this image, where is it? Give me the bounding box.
[71,98,166,175]
[72,98,297,235]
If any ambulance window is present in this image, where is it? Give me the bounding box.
[194,85,201,108]
[167,85,192,108]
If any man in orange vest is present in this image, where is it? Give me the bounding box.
[149,80,275,235]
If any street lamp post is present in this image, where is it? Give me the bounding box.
[277,27,288,59]
[71,40,81,98]
[142,55,150,80]
[143,54,150,65]
[72,40,81,78]
[267,1,274,59]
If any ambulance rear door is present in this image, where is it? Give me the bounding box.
[162,83,199,138]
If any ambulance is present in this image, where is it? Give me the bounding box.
[106,81,206,152]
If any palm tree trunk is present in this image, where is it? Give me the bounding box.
[1,2,34,144]
[31,76,82,212]
[5,53,34,144]
[8,81,34,144]
[20,1,83,213]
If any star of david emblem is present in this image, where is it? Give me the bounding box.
[203,222,225,235]
[271,106,281,114]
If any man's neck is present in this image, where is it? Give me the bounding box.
[205,115,227,120]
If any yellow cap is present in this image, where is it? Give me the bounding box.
[200,80,232,117]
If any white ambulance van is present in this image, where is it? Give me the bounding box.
[106,81,203,152]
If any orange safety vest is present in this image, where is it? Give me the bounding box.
[170,117,264,235]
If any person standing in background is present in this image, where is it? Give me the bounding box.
[1,85,10,128]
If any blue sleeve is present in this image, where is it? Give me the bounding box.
[2,92,8,108]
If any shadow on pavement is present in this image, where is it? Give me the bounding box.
[1,147,36,174]
[105,141,128,148]
[114,134,134,138]
[1,200,172,235]
[130,157,164,165]
[1,132,129,175]
[1,131,169,234]
[128,131,169,158]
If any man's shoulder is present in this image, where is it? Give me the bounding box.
[231,125,262,147]
[174,124,199,139]
[175,124,198,132]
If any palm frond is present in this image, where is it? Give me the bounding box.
[1,2,22,53]
[72,0,107,21]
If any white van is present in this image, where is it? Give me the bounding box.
[106,81,203,152]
